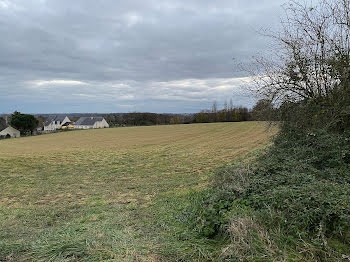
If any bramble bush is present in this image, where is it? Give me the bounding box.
[184,128,350,260]
[250,129,350,237]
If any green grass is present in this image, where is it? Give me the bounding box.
[0,122,274,261]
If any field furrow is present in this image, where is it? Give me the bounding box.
[0,122,274,261]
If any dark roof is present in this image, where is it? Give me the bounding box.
[0,117,7,132]
[44,115,68,126]
[75,117,104,126]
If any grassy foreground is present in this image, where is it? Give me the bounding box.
[0,122,274,261]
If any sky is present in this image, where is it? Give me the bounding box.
[0,0,285,113]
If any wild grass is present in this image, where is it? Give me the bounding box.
[0,122,274,261]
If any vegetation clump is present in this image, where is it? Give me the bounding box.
[10,111,38,135]
[183,128,350,260]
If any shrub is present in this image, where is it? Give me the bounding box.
[250,129,350,238]
[183,166,253,237]
[184,128,350,260]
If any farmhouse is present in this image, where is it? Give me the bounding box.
[74,117,109,129]
[43,116,71,131]
[0,126,20,138]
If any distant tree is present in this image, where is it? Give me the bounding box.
[223,100,228,112]
[251,99,274,121]
[211,101,218,113]
[10,111,38,135]
[194,110,211,123]
[194,102,251,123]
[35,115,46,130]
[170,116,182,124]
[221,100,228,121]
[211,101,218,122]
[0,117,6,130]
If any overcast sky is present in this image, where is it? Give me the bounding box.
[0,0,285,113]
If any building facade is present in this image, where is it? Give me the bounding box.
[0,126,21,138]
[43,116,71,131]
[74,117,109,129]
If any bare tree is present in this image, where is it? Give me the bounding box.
[212,101,218,114]
[224,100,228,112]
[229,98,234,111]
[251,0,350,104]
[247,0,350,131]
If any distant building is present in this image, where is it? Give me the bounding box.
[0,126,20,138]
[74,117,109,129]
[43,116,71,131]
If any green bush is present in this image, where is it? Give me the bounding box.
[248,129,350,236]
[278,96,350,134]
[184,128,350,258]
[183,189,231,237]
[183,166,253,237]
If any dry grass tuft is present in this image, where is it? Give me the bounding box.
[221,215,284,262]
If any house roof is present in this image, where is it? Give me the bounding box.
[0,126,20,134]
[75,117,104,126]
[44,115,68,126]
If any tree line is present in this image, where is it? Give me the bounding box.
[103,113,195,127]
[194,100,251,123]
[1,100,271,137]
[105,105,253,127]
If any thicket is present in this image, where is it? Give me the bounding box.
[183,128,350,260]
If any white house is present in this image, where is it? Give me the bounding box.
[0,126,20,138]
[74,117,109,129]
[43,116,71,131]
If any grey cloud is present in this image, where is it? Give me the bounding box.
[2,77,254,113]
[0,0,285,113]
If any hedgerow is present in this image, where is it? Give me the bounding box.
[183,128,350,260]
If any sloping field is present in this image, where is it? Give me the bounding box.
[0,122,274,261]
